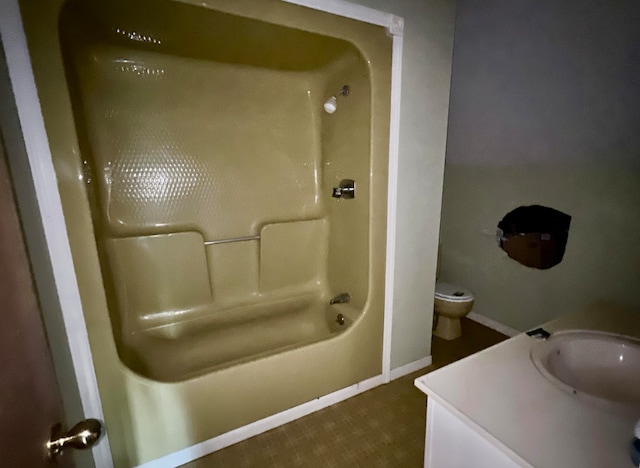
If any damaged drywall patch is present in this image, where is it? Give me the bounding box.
[497,205,571,269]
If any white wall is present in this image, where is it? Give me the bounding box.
[440,0,640,330]
[350,0,457,368]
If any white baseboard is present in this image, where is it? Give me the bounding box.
[467,311,520,337]
[136,373,385,468]
[389,356,433,381]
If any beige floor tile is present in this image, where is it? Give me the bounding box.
[182,318,507,467]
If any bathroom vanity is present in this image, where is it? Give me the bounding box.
[415,305,640,467]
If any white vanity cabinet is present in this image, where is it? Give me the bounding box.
[415,306,640,468]
[423,398,525,468]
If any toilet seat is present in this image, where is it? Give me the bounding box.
[435,282,474,303]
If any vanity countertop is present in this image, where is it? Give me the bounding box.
[415,304,640,468]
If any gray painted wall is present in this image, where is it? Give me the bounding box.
[440,0,640,330]
[351,0,457,368]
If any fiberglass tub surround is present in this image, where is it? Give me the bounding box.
[59,0,375,382]
[21,0,392,463]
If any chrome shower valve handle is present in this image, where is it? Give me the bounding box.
[332,179,355,199]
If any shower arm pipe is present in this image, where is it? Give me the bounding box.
[323,85,350,114]
[327,85,350,102]
[336,85,350,97]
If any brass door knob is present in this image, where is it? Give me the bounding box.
[46,419,103,462]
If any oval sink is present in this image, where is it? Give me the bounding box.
[530,330,640,416]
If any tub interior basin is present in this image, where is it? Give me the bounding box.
[530,330,640,416]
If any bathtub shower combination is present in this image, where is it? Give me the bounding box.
[18,0,392,464]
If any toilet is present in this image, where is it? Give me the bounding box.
[433,281,475,340]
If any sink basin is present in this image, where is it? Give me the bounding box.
[530,330,640,416]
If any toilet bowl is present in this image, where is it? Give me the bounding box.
[433,281,474,340]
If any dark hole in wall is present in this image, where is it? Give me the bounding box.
[497,205,571,270]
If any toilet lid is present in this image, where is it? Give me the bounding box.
[435,282,474,302]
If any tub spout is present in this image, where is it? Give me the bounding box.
[330,293,351,305]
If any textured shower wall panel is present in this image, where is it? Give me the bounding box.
[16,0,393,460]
[71,44,323,240]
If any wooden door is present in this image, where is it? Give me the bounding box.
[0,138,73,467]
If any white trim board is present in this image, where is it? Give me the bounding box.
[136,374,385,468]
[283,0,404,35]
[467,312,520,338]
[389,356,432,381]
[0,1,113,466]
[382,24,403,384]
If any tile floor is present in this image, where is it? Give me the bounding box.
[182,318,508,467]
